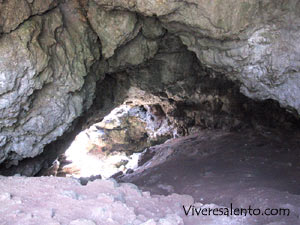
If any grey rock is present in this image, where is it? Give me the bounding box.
[142,17,166,40]
[79,175,102,186]
[87,0,140,59]
[0,0,58,34]
[95,0,300,115]
[1,0,300,170]
[109,171,123,180]
[0,1,101,165]
[108,34,159,71]
[0,135,7,147]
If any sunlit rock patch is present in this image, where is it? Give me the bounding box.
[58,104,177,179]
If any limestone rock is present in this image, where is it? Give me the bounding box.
[108,33,159,71]
[94,0,300,115]
[0,1,101,165]
[87,0,140,58]
[142,17,166,40]
[1,0,300,169]
[60,104,175,178]
[0,0,58,34]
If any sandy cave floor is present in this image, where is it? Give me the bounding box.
[0,130,300,225]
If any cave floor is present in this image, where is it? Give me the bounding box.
[120,130,300,224]
[1,130,300,224]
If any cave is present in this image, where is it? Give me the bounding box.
[1,1,300,225]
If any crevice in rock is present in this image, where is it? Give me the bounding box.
[1,3,300,224]
[1,32,300,179]
[0,2,59,36]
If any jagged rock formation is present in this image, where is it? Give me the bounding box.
[60,104,175,178]
[0,0,58,34]
[1,129,300,225]
[93,0,300,114]
[1,0,300,170]
[0,1,101,166]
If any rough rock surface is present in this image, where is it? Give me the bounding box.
[120,130,300,225]
[91,35,300,136]
[0,176,192,225]
[0,0,58,34]
[1,128,300,225]
[0,175,241,225]
[93,0,300,115]
[0,1,101,165]
[0,175,277,225]
[1,0,300,169]
[60,104,175,178]
[87,1,140,59]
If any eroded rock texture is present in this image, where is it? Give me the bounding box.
[0,0,58,34]
[60,104,175,178]
[93,0,300,114]
[1,0,300,170]
[0,1,101,166]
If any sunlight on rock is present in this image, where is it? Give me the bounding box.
[61,104,176,178]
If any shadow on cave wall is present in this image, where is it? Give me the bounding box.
[1,33,300,177]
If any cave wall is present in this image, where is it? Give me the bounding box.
[91,0,300,114]
[0,0,102,166]
[1,0,300,168]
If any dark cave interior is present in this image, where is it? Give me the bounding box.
[1,1,300,224]
[1,37,300,179]
[1,29,300,225]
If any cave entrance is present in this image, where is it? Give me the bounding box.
[0,52,300,225]
[37,67,300,202]
[54,102,176,180]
